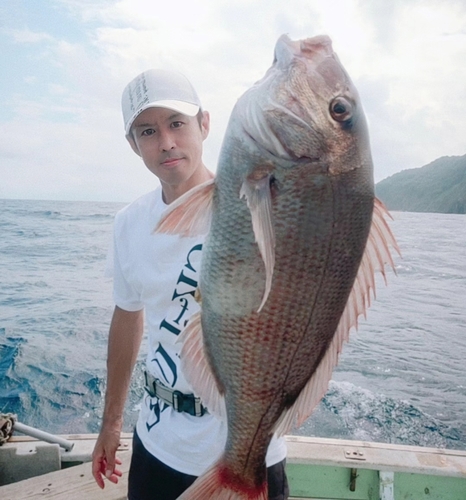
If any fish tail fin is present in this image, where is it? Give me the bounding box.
[178,461,268,500]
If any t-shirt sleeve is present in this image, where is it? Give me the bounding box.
[112,217,144,312]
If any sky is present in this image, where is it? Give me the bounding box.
[1,0,465,202]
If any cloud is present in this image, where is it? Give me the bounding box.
[8,28,55,44]
[0,0,465,200]
[353,1,466,178]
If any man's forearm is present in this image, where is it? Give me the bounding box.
[102,306,144,427]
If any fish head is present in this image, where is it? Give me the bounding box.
[231,34,373,178]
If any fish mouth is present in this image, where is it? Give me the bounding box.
[274,34,334,68]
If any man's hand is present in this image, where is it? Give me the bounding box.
[92,306,143,488]
[92,425,124,489]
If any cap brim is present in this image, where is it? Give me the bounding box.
[125,100,200,135]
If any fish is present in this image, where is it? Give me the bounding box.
[156,34,399,500]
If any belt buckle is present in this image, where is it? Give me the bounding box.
[144,371,206,417]
[193,397,204,417]
[172,391,184,412]
[173,391,204,417]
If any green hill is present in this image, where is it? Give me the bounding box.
[375,154,466,214]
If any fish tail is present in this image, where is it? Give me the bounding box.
[177,460,268,500]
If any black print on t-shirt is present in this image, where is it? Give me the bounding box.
[146,243,202,432]
[146,397,170,432]
[158,243,202,338]
[153,342,178,386]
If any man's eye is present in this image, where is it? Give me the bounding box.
[171,121,183,128]
[141,128,155,136]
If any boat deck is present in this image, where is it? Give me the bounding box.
[1,434,466,499]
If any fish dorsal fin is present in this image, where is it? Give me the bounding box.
[273,198,400,435]
[179,311,227,418]
[155,178,215,236]
[240,175,275,312]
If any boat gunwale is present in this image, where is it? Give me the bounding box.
[3,434,466,478]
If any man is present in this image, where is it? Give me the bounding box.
[92,69,288,499]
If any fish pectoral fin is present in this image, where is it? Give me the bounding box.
[273,198,400,436]
[240,175,275,312]
[154,178,215,236]
[179,311,226,418]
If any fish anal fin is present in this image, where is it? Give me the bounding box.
[154,178,215,237]
[240,175,275,312]
[179,311,226,418]
[178,460,268,500]
[273,198,400,435]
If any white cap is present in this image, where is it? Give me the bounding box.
[121,69,202,135]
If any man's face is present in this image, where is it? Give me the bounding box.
[128,107,209,190]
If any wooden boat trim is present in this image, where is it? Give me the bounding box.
[1,434,465,499]
[286,435,466,478]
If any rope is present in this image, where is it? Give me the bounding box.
[0,413,17,446]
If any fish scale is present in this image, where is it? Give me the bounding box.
[202,164,370,493]
[156,33,398,500]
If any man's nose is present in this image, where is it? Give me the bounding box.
[159,130,176,151]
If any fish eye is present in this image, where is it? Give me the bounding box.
[329,97,353,122]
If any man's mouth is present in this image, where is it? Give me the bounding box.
[161,157,183,167]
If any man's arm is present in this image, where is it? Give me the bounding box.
[92,305,144,489]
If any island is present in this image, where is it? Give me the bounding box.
[375,154,466,214]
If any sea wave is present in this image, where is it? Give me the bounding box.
[0,200,464,450]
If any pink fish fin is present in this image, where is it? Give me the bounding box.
[239,176,275,312]
[337,196,400,335]
[179,311,227,418]
[273,198,400,435]
[370,198,401,279]
[177,460,268,500]
[272,337,341,435]
[154,178,215,237]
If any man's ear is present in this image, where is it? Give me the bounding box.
[126,134,141,157]
[200,111,210,141]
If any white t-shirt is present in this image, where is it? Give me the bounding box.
[111,186,286,476]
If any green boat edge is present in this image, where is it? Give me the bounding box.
[1,434,466,499]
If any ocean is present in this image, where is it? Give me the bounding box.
[1,198,465,451]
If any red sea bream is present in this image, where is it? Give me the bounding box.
[157,34,399,500]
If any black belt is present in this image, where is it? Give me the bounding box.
[144,371,207,417]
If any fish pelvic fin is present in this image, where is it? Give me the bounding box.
[177,460,268,500]
[240,175,275,312]
[179,311,226,418]
[154,178,215,236]
[273,197,400,435]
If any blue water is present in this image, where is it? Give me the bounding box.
[1,199,465,450]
